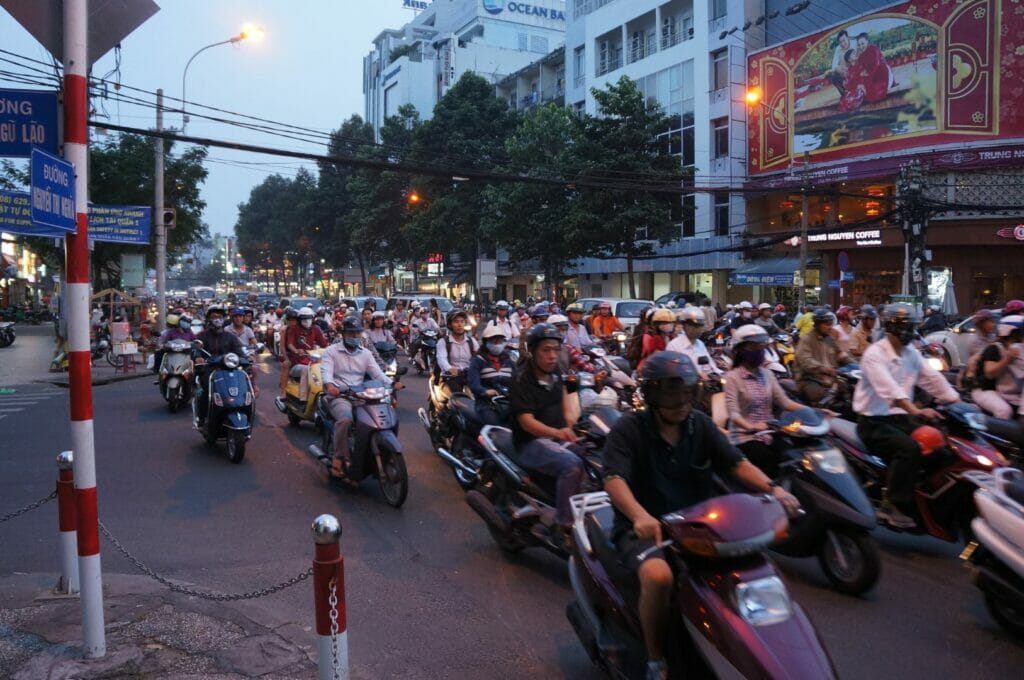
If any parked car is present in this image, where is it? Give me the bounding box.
[285,297,325,312]
[924,309,1000,368]
[573,297,653,331]
[654,291,709,308]
[386,294,455,314]
[341,296,387,312]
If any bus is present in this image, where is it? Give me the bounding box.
[188,286,216,301]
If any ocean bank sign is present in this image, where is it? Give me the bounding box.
[483,0,565,21]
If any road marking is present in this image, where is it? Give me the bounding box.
[0,408,27,412]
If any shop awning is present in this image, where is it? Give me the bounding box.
[729,257,800,286]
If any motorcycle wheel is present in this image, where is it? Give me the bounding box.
[450,432,476,490]
[818,528,881,596]
[287,410,301,427]
[105,349,117,367]
[986,591,1024,639]
[226,431,246,463]
[167,389,180,414]
[377,447,408,508]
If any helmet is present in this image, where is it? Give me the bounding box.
[446,309,468,327]
[733,324,770,346]
[371,310,387,321]
[775,304,786,312]
[882,303,919,342]
[973,309,994,323]
[531,304,550,320]
[548,313,569,326]
[315,308,326,317]
[482,325,507,340]
[836,305,851,322]
[737,301,753,310]
[597,302,612,310]
[997,314,1024,338]
[340,316,364,333]
[166,313,180,327]
[495,300,510,310]
[179,315,192,327]
[757,302,772,311]
[566,302,584,313]
[811,307,833,325]
[678,307,706,325]
[297,306,315,320]
[652,308,675,323]
[275,308,283,315]
[858,304,879,320]
[284,306,298,320]
[205,304,226,319]
[526,323,563,351]
[230,307,245,317]
[638,351,699,409]
[1004,300,1024,315]
[911,425,946,456]
[410,301,421,310]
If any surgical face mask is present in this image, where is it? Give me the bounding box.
[209,317,224,329]
[737,347,765,368]
[343,335,361,350]
[179,320,190,330]
[487,341,507,355]
[301,319,313,329]
[741,310,752,319]
[658,323,674,334]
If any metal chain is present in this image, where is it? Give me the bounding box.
[328,577,340,680]
[1,490,56,523]
[99,521,312,600]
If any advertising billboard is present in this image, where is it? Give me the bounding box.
[748,0,1022,175]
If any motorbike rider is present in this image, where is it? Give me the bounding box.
[277,307,299,399]
[725,326,806,475]
[409,305,440,369]
[389,300,409,327]
[152,312,195,374]
[853,303,961,529]
[919,305,947,335]
[754,302,783,336]
[436,309,478,401]
[968,309,998,358]
[484,300,519,342]
[771,303,789,331]
[849,305,879,358]
[193,305,246,426]
[601,351,800,680]
[313,308,332,335]
[286,307,328,381]
[665,307,720,379]
[591,302,624,339]
[795,307,853,404]
[320,316,392,478]
[564,302,593,349]
[729,301,757,335]
[794,305,815,337]
[242,308,255,329]
[468,325,516,426]
[638,308,677,369]
[509,323,585,549]
[833,306,855,354]
[549,314,600,374]
[518,304,550,356]
[226,307,257,349]
[364,311,395,345]
[970,315,1024,420]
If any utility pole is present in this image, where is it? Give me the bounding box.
[798,150,811,309]
[897,160,928,303]
[154,89,166,332]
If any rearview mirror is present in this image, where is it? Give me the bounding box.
[398,366,409,376]
[698,356,710,365]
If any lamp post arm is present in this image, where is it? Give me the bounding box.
[181,37,239,129]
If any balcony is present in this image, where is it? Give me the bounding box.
[660,26,693,49]
[574,73,585,88]
[596,57,622,77]
[628,40,656,64]
[709,87,729,105]
[709,16,727,34]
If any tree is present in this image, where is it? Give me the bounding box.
[482,103,586,299]
[577,76,681,298]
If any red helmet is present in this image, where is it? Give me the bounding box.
[837,305,852,322]
[775,304,785,312]
[1004,299,1024,315]
[911,425,946,456]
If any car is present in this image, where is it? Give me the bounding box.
[286,297,325,312]
[386,294,455,314]
[655,291,710,308]
[340,296,387,312]
[924,309,1000,368]
[573,297,654,331]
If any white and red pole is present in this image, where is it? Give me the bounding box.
[56,450,79,594]
[63,0,105,657]
[312,514,347,680]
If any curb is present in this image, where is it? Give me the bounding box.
[36,370,154,388]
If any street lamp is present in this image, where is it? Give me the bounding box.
[181,23,265,131]
[747,88,812,308]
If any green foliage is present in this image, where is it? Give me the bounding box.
[389,43,418,64]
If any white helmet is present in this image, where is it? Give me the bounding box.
[482,324,507,340]
[548,314,569,326]
[297,306,315,320]
[737,301,754,310]
[733,324,770,345]
[757,302,772,311]
[997,315,1024,338]
[678,307,705,325]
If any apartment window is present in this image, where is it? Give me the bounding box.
[713,117,729,159]
[682,194,696,237]
[518,33,528,51]
[598,40,609,74]
[712,48,729,91]
[714,192,730,236]
[573,45,585,86]
[711,0,727,20]
[641,60,695,167]
[530,35,549,54]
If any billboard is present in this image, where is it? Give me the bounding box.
[748,0,1021,175]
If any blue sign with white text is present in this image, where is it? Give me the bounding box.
[0,88,59,157]
[30,148,76,232]
[0,189,64,237]
[89,204,152,244]
[482,0,565,21]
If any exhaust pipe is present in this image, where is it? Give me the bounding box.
[274,397,287,414]
[416,407,432,433]
[308,443,330,461]
[436,447,477,478]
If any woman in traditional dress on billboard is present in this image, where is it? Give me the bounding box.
[837,33,894,112]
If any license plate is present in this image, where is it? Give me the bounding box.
[959,541,979,561]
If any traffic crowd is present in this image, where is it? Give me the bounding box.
[139,290,1024,680]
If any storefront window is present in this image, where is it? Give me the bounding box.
[686,272,712,298]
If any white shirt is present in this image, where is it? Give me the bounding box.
[566,321,592,349]
[411,316,439,338]
[320,343,389,389]
[665,334,720,377]
[437,333,476,372]
[853,337,958,416]
[486,316,519,340]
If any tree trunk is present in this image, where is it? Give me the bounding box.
[357,252,367,296]
[625,242,637,299]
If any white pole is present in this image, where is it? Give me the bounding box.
[155,90,166,333]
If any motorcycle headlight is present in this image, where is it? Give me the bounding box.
[614,332,627,342]
[734,576,792,627]
[804,447,847,474]
[223,353,240,369]
[357,387,389,400]
[926,356,945,372]
[245,391,253,406]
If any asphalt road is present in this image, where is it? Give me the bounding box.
[2,330,1022,679]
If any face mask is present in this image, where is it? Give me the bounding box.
[343,336,361,350]
[737,348,765,368]
[179,321,190,330]
[487,341,507,355]
[658,323,674,334]
[892,325,915,345]
[741,310,751,319]
[301,319,313,329]
[684,323,701,339]
[209,318,224,329]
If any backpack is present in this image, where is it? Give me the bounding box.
[960,342,998,391]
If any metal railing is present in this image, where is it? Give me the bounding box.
[573,73,585,88]
[660,28,693,50]
[710,86,729,105]
[596,57,622,76]
[628,41,655,64]
[710,16,727,34]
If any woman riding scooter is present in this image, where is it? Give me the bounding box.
[468,325,515,426]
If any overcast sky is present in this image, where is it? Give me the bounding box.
[1,0,413,239]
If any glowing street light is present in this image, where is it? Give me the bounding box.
[181,24,266,130]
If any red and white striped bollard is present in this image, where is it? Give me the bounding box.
[312,514,347,680]
[56,450,79,594]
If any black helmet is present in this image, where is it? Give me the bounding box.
[205,304,226,319]
[811,307,833,325]
[284,306,298,320]
[882,303,919,343]
[526,323,563,351]
[639,351,699,409]
[341,315,364,333]
[447,309,468,327]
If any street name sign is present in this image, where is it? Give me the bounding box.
[30,147,76,232]
[0,88,58,157]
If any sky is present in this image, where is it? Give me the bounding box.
[1,0,415,239]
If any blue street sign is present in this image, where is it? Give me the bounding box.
[827,279,841,289]
[0,189,64,237]
[837,250,850,272]
[0,88,59,157]
[89,204,151,244]
[30,148,76,232]
[841,271,855,281]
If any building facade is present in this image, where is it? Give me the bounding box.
[363,0,567,138]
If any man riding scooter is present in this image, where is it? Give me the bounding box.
[152,311,194,374]
[194,305,246,427]
[665,307,720,379]
[795,307,854,405]
[601,351,800,680]
[854,303,962,529]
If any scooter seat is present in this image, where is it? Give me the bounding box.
[451,395,482,426]
[585,506,632,585]
[487,427,557,500]
[985,416,1024,450]
[830,417,869,452]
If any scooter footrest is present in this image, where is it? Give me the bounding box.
[595,625,626,655]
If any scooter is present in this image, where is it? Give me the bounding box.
[566,491,838,679]
[413,328,439,375]
[829,402,1008,541]
[962,467,1024,638]
[192,342,255,463]
[419,370,470,449]
[309,380,408,507]
[464,424,603,557]
[0,321,15,348]
[158,339,194,413]
[275,349,325,426]
[425,387,510,490]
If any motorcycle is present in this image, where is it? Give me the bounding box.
[464,424,603,557]
[761,408,881,595]
[566,491,838,679]
[0,321,15,348]
[275,348,325,427]
[413,328,439,375]
[601,331,629,358]
[91,328,112,363]
[158,339,194,413]
[829,402,1008,541]
[192,342,255,463]
[427,388,510,489]
[962,467,1024,638]
[309,380,408,507]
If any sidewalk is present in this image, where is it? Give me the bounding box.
[43,354,155,387]
[0,572,319,679]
